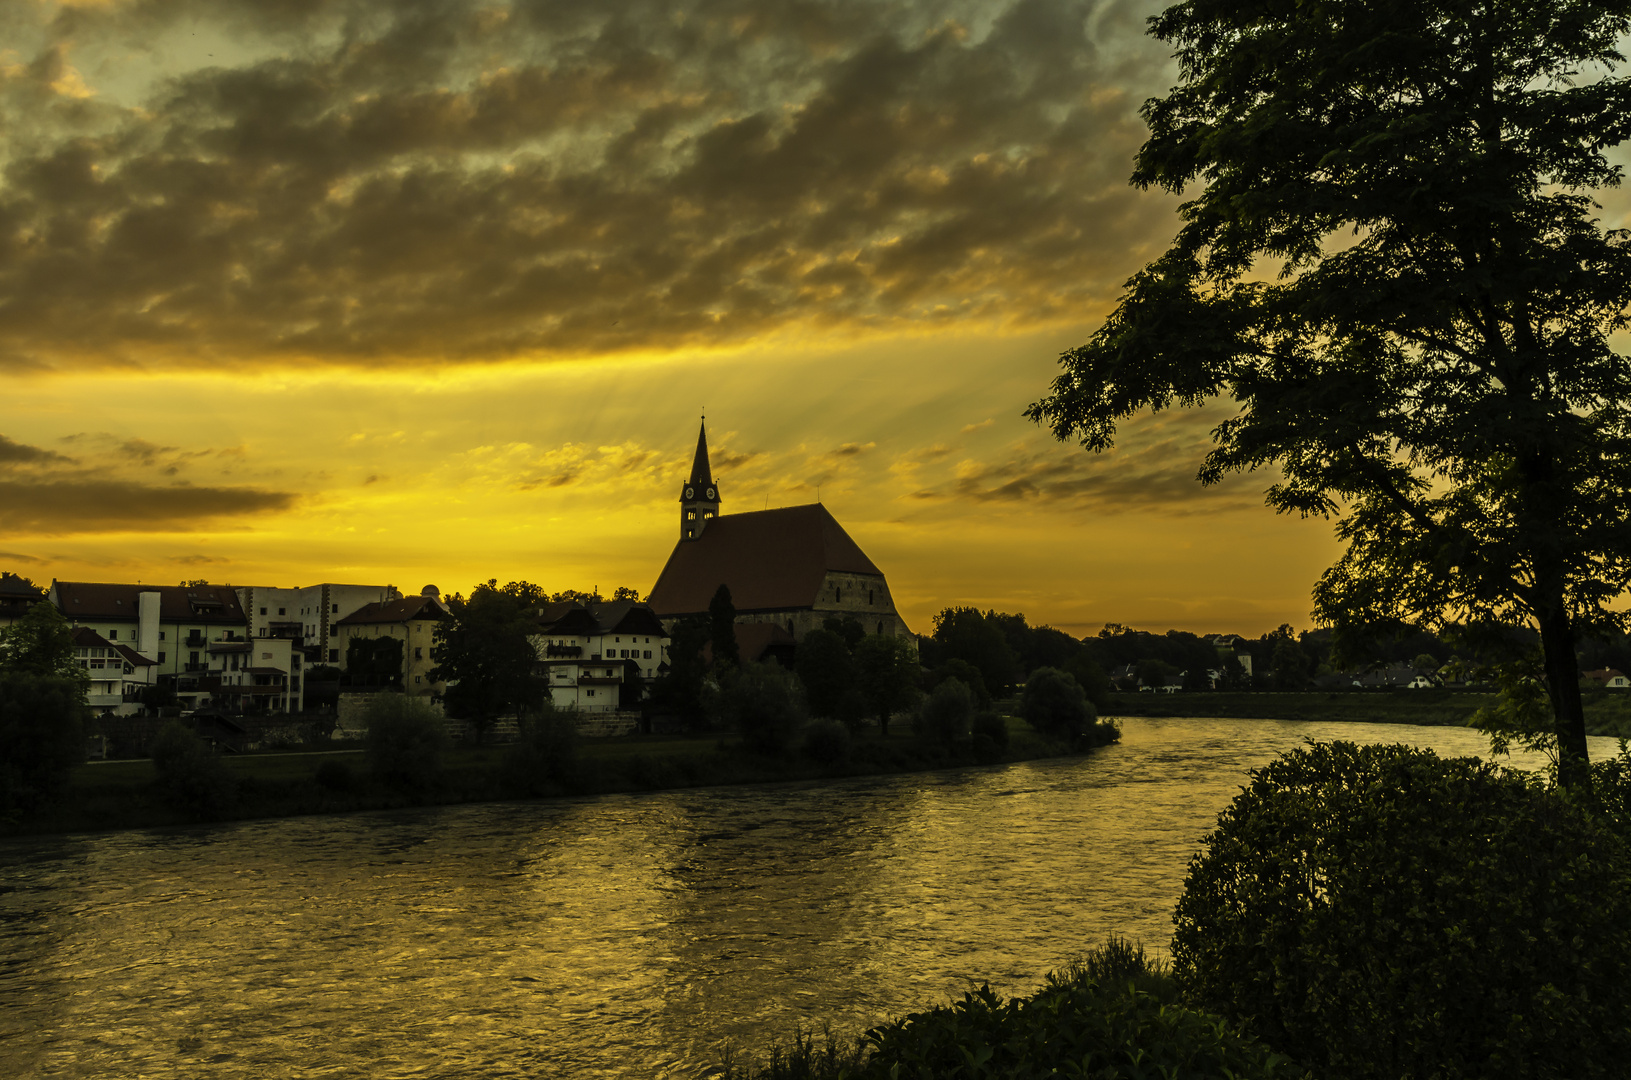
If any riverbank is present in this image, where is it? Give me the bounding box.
[2,716,1112,838]
[1105,689,1631,737]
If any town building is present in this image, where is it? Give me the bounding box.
[332,587,450,696]
[70,626,159,717]
[235,583,402,663]
[647,421,910,642]
[529,600,670,713]
[1582,668,1630,689]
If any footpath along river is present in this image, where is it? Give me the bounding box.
[1,717,1619,1079]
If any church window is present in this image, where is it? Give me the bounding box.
[878,621,885,634]
[835,587,842,602]
[686,511,697,520]
[868,590,874,605]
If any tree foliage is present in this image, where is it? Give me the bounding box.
[708,584,740,670]
[1020,667,1094,743]
[430,579,541,740]
[0,601,87,684]
[721,662,807,756]
[1174,741,1631,1079]
[0,672,85,816]
[364,693,449,800]
[795,628,859,719]
[151,720,238,821]
[854,633,918,737]
[1029,0,1631,786]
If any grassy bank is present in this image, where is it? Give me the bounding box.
[3,717,1112,838]
[1106,689,1631,738]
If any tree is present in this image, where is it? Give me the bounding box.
[345,636,403,687]
[364,693,449,800]
[430,579,541,742]
[648,615,710,730]
[610,586,642,602]
[1029,0,1631,788]
[0,601,86,682]
[795,627,859,718]
[931,608,1021,694]
[822,615,866,649]
[1021,667,1094,742]
[917,677,973,747]
[708,584,739,670]
[854,633,919,737]
[721,662,807,755]
[0,672,86,815]
[1267,625,1312,691]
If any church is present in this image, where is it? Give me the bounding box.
[646,422,911,643]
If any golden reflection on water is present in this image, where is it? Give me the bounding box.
[0,718,1610,1078]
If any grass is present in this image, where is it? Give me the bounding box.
[4,715,1104,837]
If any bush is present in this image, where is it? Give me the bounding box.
[503,705,580,796]
[971,709,1009,750]
[861,944,1289,1079]
[915,677,973,747]
[363,694,449,800]
[1173,741,1631,1080]
[1020,667,1093,742]
[151,720,238,820]
[722,663,809,756]
[0,672,85,817]
[801,718,851,765]
[313,759,354,792]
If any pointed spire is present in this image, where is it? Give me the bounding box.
[688,419,713,486]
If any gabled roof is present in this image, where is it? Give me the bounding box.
[70,626,115,649]
[336,594,448,626]
[591,601,667,637]
[53,582,248,624]
[647,503,883,616]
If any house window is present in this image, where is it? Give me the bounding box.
[260,607,267,615]
[329,649,339,662]
[414,647,422,660]
[415,675,422,685]
[587,689,595,697]
[278,608,286,615]
[158,652,166,663]
[188,651,200,664]
[108,629,118,639]
[643,650,652,659]
[159,631,166,640]
[332,604,339,614]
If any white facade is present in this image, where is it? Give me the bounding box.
[237,583,401,663]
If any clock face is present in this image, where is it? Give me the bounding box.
[705,486,716,500]
[684,486,695,500]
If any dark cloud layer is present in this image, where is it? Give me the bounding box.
[0,429,296,533]
[0,0,1172,370]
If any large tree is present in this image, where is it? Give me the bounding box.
[430,579,543,742]
[1030,0,1631,788]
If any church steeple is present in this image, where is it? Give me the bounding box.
[680,419,721,540]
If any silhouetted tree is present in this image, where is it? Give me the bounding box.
[1029,0,1631,788]
[708,584,739,670]
[431,579,541,742]
[796,627,859,718]
[855,633,919,737]
[931,608,1021,695]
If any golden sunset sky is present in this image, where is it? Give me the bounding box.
[10,0,1622,636]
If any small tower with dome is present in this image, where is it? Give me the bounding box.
[680,419,721,541]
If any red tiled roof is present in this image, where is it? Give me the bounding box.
[647,504,882,616]
[336,594,448,625]
[53,581,248,624]
[0,573,45,601]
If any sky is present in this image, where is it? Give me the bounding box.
[16,0,1611,638]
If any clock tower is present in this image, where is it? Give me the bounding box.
[680,419,721,540]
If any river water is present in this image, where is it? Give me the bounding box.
[1,717,1621,1079]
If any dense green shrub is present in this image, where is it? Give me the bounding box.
[363,694,449,800]
[313,759,354,792]
[971,709,1009,750]
[723,938,1287,1080]
[723,662,809,755]
[151,720,238,820]
[0,672,86,817]
[502,705,580,796]
[1020,666,1093,741]
[915,677,973,747]
[801,718,851,765]
[1173,740,1631,1080]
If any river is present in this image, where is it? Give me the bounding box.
[1,717,1621,1078]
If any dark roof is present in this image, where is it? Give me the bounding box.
[647,503,883,616]
[115,644,157,667]
[590,601,667,637]
[688,421,714,487]
[53,581,248,624]
[0,573,45,601]
[336,595,447,626]
[70,626,114,648]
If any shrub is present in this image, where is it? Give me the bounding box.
[363,694,449,800]
[971,709,1009,750]
[313,759,354,792]
[1173,740,1631,1080]
[1020,667,1093,742]
[503,704,580,796]
[151,720,238,820]
[723,663,809,756]
[801,718,851,765]
[861,945,1289,1079]
[0,672,85,817]
[915,677,973,747]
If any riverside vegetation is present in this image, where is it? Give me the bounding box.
[0,666,1117,835]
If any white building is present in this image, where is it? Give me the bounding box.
[235,583,402,663]
[530,601,669,713]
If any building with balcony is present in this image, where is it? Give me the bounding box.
[69,626,158,717]
[529,600,669,713]
[332,588,450,696]
[235,583,403,663]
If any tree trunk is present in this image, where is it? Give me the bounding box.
[1537,599,1591,790]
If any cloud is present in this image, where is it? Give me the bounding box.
[0,550,45,564]
[173,553,229,565]
[0,480,297,534]
[0,434,75,466]
[0,0,1177,372]
[960,418,995,433]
